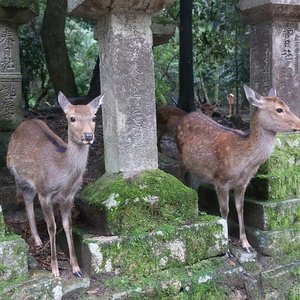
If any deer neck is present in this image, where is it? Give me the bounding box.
[65,138,90,174]
[247,112,276,163]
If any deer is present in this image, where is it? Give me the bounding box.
[6,92,104,277]
[157,103,216,152]
[176,85,300,252]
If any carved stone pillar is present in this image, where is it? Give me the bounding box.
[0,1,38,166]
[238,0,300,116]
[68,0,175,175]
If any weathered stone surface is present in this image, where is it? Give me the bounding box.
[0,234,28,280]
[0,270,62,300]
[244,198,300,231]
[61,276,90,299]
[88,257,242,299]
[68,0,175,19]
[247,133,300,201]
[261,261,300,299]
[238,0,300,116]
[79,170,198,235]
[246,226,300,256]
[78,216,227,277]
[97,12,158,173]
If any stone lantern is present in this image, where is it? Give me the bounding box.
[238,0,300,116]
[68,0,175,175]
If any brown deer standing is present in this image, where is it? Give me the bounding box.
[176,85,300,252]
[157,103,216,152]
[7,92,104,277]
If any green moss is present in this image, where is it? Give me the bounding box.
[0,274,28,293]
[80,169,198,235]
[84,216,227,277]
[249,133,300,201]
[288,284,300,300]
[191,282,228,300]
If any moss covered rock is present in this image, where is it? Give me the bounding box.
[0,234,28,280]
[248,133,300,201]
[244,198,300,231]
[79,169,198,235]
[79,215,227,277]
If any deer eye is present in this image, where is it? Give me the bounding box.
[92,116,96,122]
[70,117,76,123]
[276,108,283,113]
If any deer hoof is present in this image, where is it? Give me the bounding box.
[73,270,83,278]
[225,249,234,258]
[243,246,255,253]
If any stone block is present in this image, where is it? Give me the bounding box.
[244,198,300,231]
[246,226,300,256]
[261,261,300,299]
[79,170,198,235]
[0,270,62,300]
[79,216,228,277]
[87,257,242,299]
[247,133,300,201]
[0,234,28,280]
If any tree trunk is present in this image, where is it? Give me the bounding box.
[88,56,101,98]
[177,0,196,112]
[41,0,78,97]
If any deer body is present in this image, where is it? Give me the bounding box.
[7,93,103,277]
[176,85,300,251]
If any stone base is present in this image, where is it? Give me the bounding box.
[79,170,198,236]
[75,215,228,277]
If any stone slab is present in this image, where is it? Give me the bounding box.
[244,198,300,231]
[83,257,243,299]
[0,270,62,300]
[68,0,175,19]
[78,216,228,277]
[246,226,300,256]
[0,234,28,280]
[79,170,198,235]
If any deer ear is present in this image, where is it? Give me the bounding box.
[58,92,72,114]
[87,93,104,114]
[243,84,264,108]
[268,86,277,97]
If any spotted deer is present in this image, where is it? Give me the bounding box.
[7,92,104,277]
[176,85,300,252]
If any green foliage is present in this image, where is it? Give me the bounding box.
[19,1,98,109]
[65,18,98,95]
[154,0,250,106]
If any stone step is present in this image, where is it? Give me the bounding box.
[85,257,244,300]
[74,215,228,277]
[81,255,300,299]
[244,198,300,231]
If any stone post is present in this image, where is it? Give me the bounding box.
[0,1,38,166]
[238,0,300,116]
[68,0,174,175]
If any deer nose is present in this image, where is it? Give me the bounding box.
[84,132,94,142]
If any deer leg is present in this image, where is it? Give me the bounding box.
[23,186,43,247]
[39,195,59,277]
[59,201,83,277]
[234,186,254,252]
